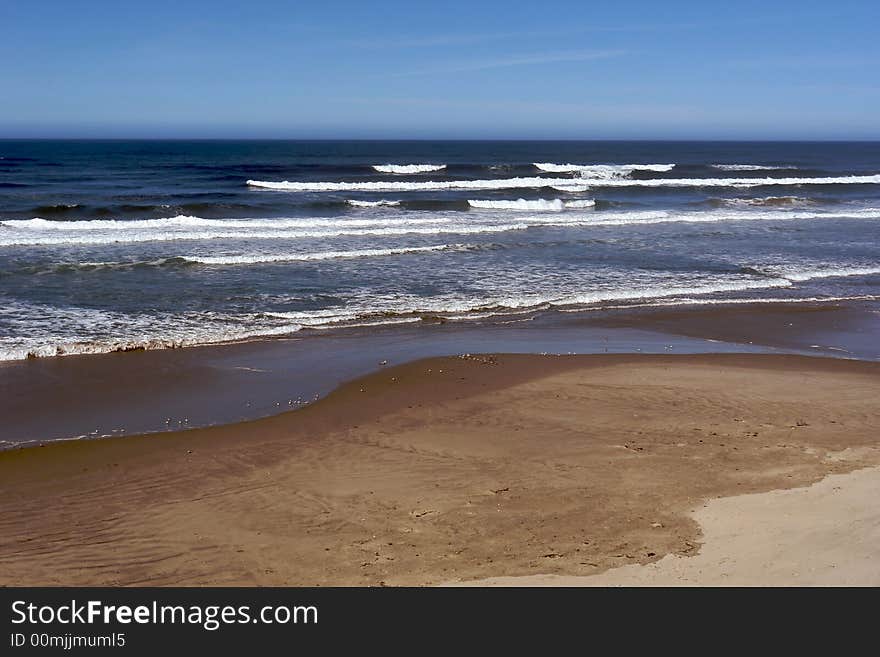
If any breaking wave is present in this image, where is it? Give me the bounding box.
[0,214,446,231]
[16,245,475,274]
[467,199,596,211]
[578,207,880,227]
[184,245,458,265]
[248,176,584,192]
[246,174,880,193]
[4,206,880,247]
[551,184,590,192]
[0,301,309,362]
[772,266,880,282]
[712,164,793,171]
[3,261,878,362]
[714,196,814,208]
[0,223,530,247]
[346,199,401,207]
[372,164,446,174]
[533,163,675,178]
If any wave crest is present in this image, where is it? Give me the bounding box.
[551,184,590,192]
[186,245,457,265]
[716,196,813,208]
[469,199,562,211]
[247,174,880,193]
[712,164,792,171]
[5,207,880,247]
[346,199,401,207]
[776,266,880,282]
[372,164,446,174]
[467,199,597,211]
[534,163,675,178]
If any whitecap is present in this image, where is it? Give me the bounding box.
[372,164,446,174]
[246,174,880,193]
[534,163,675,178]
[776,266,880,282]
[468,199,565,211]
[184,244,456,265]
[346,199,401,207]
[712,164,792,171]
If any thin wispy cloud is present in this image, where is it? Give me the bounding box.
[334,13,831,54]
[336,23,702,50]
[337,30,533,49]
[393,49,626,76]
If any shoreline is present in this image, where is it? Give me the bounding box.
[2,352,879,586]
[3,298,878,449]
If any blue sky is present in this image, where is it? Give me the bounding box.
[1,0,878,139]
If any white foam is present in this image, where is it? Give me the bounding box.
[712,164,792,171]
[447,207,879,231]
[0,300,305,362]
[372,164,446,174]
[720,196,811,207]
[582,173,880,189]
[3,263,876,361]
[185,245,455,265]
[247,176,585,192]
[262,307,363,324]
[468,199,597,211]
[454,206,880,230]
[553,278,794,307]
[776,266,880,282]
[559,294,880,313]
[551,184,590,192]
[574,207,880,228]
[1,215,438,231]
[0,223,529,247]
[534,163,675,178]
[258,276,799,323]
[246,174,880,193]
[5,206,880,247]
[468,199,565,211]
[346,199,401,207]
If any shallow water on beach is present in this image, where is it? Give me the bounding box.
[2,301,879,447]
[1,140,879,361]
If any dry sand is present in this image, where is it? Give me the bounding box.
[1,353,878,586]
[454,464,880,586]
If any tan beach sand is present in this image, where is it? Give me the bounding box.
[1,353,878,586]
[453,464,880,586]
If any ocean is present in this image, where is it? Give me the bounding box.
[1,140,879,362]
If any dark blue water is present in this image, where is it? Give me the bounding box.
[1,140,879,360]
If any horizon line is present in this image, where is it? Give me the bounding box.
[2,136,880,143]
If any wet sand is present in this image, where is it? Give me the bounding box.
[2,353,879,586]
[3,299,875,447]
